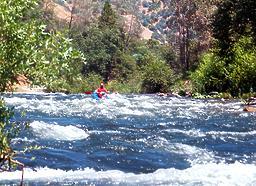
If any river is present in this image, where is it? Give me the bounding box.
[0,93,256,185]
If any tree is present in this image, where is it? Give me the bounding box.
[67,0,99,32]
[98,1,118,29]
[144,0,220,72]
[0,0,40,91]
[0,0,84,92]
[227,37,256,94]
[113,0,143,50]
[78,26,123,81]
[190,52,227,94]
[212,0,256,58]
[110,51,137,82]
[191,37,256,95]
[78,2,124,81]
[206,0,256,95]
[141,54,175,93]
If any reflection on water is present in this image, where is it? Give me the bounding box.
[1,93,256,185]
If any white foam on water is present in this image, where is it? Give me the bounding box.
[0,162,256,185]
[90,130,121,135]
[4,97,32,110]
[139,100,155,109]
[165,127,256,141]
[150,136,215,164]
[118,107,152,116]
[166,128,206,138]
[30,121,89,141]
[4,95,63,114]
[12,137,35,144]
[4,94,93,117]
[207,130,256,137]
[4,93,246,121]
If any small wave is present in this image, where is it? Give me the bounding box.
[159,139,215,164]
[30,121,89,141]
[90,130,121,135]
[0,162,255,185]
[166,128,256,139]
[12,137,35,144]
[206,130,256,137]
[166,128,206,138]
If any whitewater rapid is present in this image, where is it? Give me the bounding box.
[1,93,255,185]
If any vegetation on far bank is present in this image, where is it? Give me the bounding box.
[0,0,255,97]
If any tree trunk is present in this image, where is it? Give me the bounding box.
[185,27,190,71]
[68,5,75,31]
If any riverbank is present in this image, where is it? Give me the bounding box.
[243,106,256,112]
[7,75,46,93]
[12,85,46,93]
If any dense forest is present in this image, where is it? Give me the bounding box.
[0,0,255,96]
[1,0,256,179]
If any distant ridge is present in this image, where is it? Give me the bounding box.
[49,0,153,40]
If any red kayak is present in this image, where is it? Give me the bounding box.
[84,91,92,94]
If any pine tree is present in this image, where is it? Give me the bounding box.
[98,1,118,29]
[213,0,256,58]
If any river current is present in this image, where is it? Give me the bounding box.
[0,93,256,185]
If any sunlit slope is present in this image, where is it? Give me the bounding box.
[49,0,153,39]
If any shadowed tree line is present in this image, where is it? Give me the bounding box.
[192,0,256,96]
[0,0,256,94]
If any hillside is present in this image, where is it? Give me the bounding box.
[49,0,153,40]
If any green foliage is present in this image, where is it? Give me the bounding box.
[110,51,137,82]
[0,100,14,153]
[0,99,28,171]
[131,39,176,68]
[72,2,178,94]
[77,25,123,81]
[228,37,256,95]
[146,39,176,65]
[0,0,39,91]
[27,31,84,92]
[98,1,118,29]
[171,79,192,95]
[191,37,256,96]
[0,0,84,93]
[108,78,142,94]
[82,73,103,92]
[191,52,229,94]
[141,55,175,93]
[75,2,128,82]
[213,0,256,57]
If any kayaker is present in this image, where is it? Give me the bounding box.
[96,82,108,98]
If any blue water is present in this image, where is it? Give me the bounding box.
[1,93,256,185]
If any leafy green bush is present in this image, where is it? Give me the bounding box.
[110,51,137,82]
[171,79,191,95]
[218,92,233,99]
[0,0,40,91]
[190,52,227,94]
[228,37,256,95]
[0,0,84,93]
[28,31,84,92]
[141,55,175,93]
[191,37,256,96]
[81,73,103,93]
[107,74,143,94]
[0,99,28,179]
